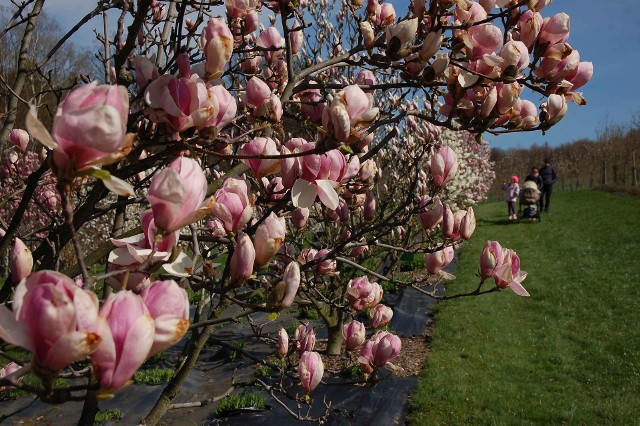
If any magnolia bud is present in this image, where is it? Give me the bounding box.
[10,238,33,284]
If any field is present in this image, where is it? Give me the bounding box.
[409,190,640,424]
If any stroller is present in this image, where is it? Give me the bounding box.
[518,181,541,221]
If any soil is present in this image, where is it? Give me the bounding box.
[318,328,433,379]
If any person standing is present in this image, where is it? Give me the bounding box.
[539,158,557,213]
[502,175,520,221]
[525,166,544,211]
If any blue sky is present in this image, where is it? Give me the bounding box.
[43,1,639,150]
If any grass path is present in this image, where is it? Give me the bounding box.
[408,190,640,425]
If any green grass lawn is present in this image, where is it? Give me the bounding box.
[409,190,640,425]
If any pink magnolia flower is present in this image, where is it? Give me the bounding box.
[385,18,418,50]
[375,2,396,27]
[299,351,324,394]
[147,157,209,233]
[534,43,579,82]
[107,210,193,285]
[419,30,443,61]
[510,99,539,129]
[291,207,310,229]
[499,41,530,73]
[313,248,338,276]
[208,85,237,131]
[517,10,543,48]
[480,240,503,279]
[565,61,593,92]
[9,129,29,152]
[211,177,253,233]
[466,24,503,58]
[493,249,529,296]
[242,77,283,121]
[528,0,551,12]
[418,197,444,230]
[276,328,288,358]
[285,142,348,210]
[479,241,529,296]
[0,362,21,390]
[289,20,303,54]
[455,1,487,23]
[360,21,376,49]
[343,320,366,351]
[363,190,376,221]
[140,280,190,357]
[256,27,284,63]
[323,85,379,143]
[0,271,101,372]
[542,94,568,126]
[253,212,286,268]
[370,304,393,329]
[358,331,401,370]
[134,55,160,89]
[202,18,233,79]
[238,137,281,178]
[496,82,522,114]
[459,207,476,240]
[424,246,455,277]
[295,85,325,123]
[262,176,285,204]
[91,291,155,391]
[347,276,383,311]
[10,238,33,284]
[281,261,300,308]
[144,73,217,132]
[430,146,458,187]
[26,83,133,195]
[295,323,316,355]
[226,0,260,21]
[538,13,570,47]
[230,232,256,282]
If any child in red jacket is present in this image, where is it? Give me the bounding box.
[502,175,520,221]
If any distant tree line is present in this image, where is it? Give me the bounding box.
[490,115,640,197]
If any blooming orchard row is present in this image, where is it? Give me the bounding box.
[0,0,590,423]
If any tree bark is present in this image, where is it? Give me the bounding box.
[0,0,45,151]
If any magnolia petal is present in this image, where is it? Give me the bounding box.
[458,70,480,88]
[509,281,530,297]
[91,317,116,386]
[291,179,318,208]
[162,252,193,277]
[110,234,146,248]
[164,205,211,234]
[42,331,102,371]
[315,180,339,210]
[108,246,140,266]
[107,314,155,391]
[102,175,135,197]
[0,306,32,351]
[26,105,59,150]
[148,316,189,357]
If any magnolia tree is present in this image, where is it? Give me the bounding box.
[0,0,591,423]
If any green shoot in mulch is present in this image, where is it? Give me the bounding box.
[216,390,266,415]
[94,409,121,425]
[133,368,174,385]
[409,190,640,425]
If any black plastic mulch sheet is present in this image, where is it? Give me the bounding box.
[0,284,442,425]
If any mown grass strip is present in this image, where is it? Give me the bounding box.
[409,190,640,425]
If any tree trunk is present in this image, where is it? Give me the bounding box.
[326,323,344,355]
[325,307,345,355]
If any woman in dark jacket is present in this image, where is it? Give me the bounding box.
[539,158,557,213]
